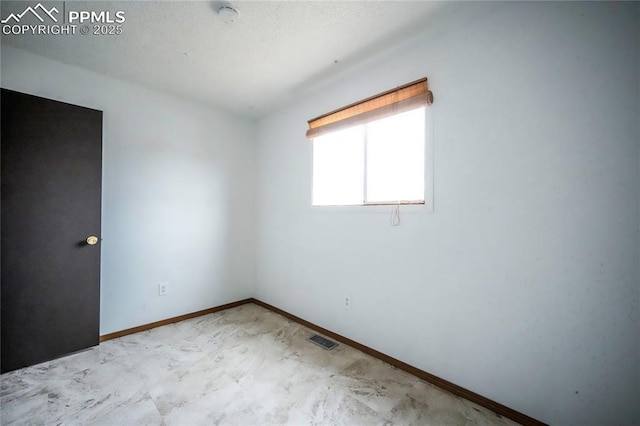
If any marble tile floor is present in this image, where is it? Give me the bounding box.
[1,303,519,425]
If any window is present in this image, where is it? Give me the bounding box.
[307,78,433,207]
[312,107,426,206]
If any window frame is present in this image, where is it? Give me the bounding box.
[310,106,434,213]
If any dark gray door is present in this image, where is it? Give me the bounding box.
[1,89,102,373]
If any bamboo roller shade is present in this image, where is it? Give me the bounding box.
[306,78,433,139]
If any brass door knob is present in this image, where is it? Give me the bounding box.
[86,236,99,245]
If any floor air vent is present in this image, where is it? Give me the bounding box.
[307,334,338,350]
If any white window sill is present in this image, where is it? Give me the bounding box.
[310,203,433,214]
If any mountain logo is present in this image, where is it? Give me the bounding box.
[1,3,59,24]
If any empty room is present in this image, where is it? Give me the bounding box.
[1,1,638,425]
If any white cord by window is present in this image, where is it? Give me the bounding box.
[390,204,400,226]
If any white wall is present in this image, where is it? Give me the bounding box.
[1,46,256,335]
[255,2,639,425]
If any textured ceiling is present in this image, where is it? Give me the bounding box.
[1,1,444,117]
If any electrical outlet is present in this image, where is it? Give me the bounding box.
[344,296,351,309]
[158,282,168,296]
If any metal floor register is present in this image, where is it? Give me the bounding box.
[307,334,339,350]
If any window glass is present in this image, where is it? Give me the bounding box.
[366,108,425,203]
[312,125,364,206]
[312,107,426,206]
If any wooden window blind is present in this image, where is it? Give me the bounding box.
[306,77,433,139]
